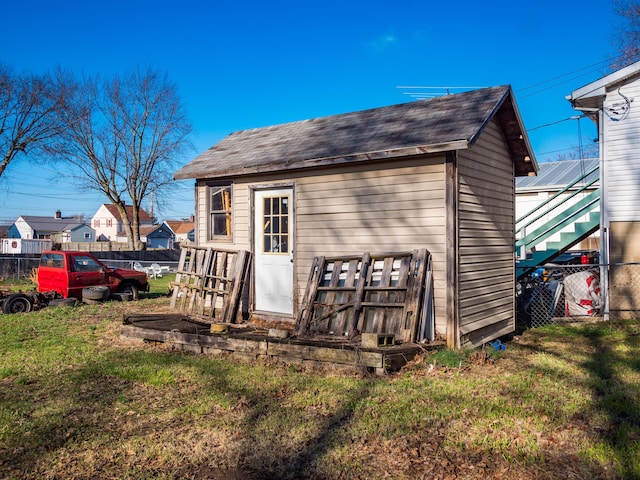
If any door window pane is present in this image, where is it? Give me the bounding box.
[263,195,290,254]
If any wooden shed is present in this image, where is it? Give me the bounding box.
[175,86,537,348]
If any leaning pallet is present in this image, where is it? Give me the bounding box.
[295,249,433,343]
[169,246,251,323]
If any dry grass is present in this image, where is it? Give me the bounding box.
[1,295,639,479]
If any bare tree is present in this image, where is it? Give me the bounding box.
[0,64,62,180]
[548,142,599,162]
[613,0,640,68]
[48,68,192,250]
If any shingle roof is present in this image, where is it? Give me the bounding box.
[175,86,536,180]
[20,216,87,232]
[516,159,599,192]
[102,204,154,223]
[165,220,194,235]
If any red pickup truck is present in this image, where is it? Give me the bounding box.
[37,251,149,301]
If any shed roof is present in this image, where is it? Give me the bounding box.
[516,159,599,192]
[175,86,537,180]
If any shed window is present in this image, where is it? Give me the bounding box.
[209,184,233,240]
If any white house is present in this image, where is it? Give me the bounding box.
[91,204,153,241]
[568,60,640,319]
[8,211,94,243]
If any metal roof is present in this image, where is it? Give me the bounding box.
[516,159,599,192]
[175,86,537,180]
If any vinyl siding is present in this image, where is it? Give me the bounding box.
[196,156,448,333]
[457,119,515,346]
[603,76,640,222]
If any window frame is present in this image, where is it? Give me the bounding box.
[207,182,233,241]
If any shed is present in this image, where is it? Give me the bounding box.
[175,86,537,348]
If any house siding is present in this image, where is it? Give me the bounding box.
[457,119,515,346]
[603,76,640,223]
[196,155,449,335]
[600,73,640,318]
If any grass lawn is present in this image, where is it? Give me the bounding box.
[1,277,639,479]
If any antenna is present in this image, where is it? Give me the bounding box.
[396,85,486,99]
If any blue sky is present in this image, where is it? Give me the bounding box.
[0,0,622,224]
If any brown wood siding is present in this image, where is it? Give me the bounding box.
[457,119,515,346]
[196,156,448,335]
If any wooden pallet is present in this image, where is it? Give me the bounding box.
[295,249,433,343]
[169,246,251,323]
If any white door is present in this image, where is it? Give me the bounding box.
[254,188,294,315]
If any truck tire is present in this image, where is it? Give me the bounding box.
[118,283,139,301]
[82,286,110,302]
[2,294,33,314]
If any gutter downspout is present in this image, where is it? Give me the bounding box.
[597,108,610,322]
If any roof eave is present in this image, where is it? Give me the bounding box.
[174,140,470,180]
[568,60,640,110]
[482,86,537,176]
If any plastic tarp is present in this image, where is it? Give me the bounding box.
[564,270,601,316]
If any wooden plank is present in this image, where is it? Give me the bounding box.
[294,255,325,335]
[333,259,359,334]
[370,256,394,333]
[316,260,343,332]
[222,250,251,323]
[170,247,189,308]
[402,249,429,342]
[207,250,227,318]
[353,253,372,334]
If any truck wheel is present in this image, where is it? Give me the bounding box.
[118,283,139,300]
[82,286,110,301]
[2,294,33,314]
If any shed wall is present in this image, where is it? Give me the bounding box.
[196,155,448,336]
[457,119,516,346]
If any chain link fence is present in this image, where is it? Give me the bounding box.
[0,256,41,282]
[517,263,607,328]
[0,256,179,282]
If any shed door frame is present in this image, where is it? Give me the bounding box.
[251,185,295,317]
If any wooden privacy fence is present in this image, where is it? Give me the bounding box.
[295,249,434,343]
[169,246,251,323]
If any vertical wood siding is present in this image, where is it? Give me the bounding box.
[457,119,515,346]
[603,77,640,222]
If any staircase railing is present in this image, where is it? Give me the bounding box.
[516,163,600,259]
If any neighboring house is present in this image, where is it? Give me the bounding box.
[8,211,95,243]
[516,158,600,252]
[175,86,537,348]
[568,60,640,320]
[116,222,175,249]
[91,204,153,241]
[165,219,195,244]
